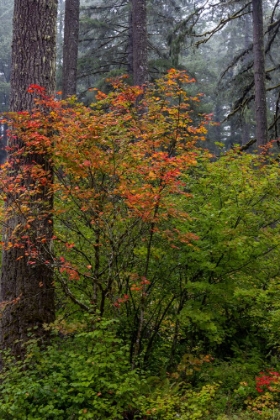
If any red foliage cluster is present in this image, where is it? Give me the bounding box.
[256,370,280,393]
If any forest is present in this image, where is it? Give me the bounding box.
[0,0,279,419]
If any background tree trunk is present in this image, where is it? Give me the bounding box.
[0,0,58,358]
[127,6,133,80]
[252,0,267,147]
[132,0,148,86]
[62,0,80,98]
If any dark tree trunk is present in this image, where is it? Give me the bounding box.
[0,0,57,358]
[241,10,251,146]
[132,0,148,86]
[214,102,222,143]
[252,0,267,147]
[62,0,80,98]
[57,0,65,68]
[127,7,133,80]
[0,123,7,164]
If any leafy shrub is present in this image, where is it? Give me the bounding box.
[139,377,219,420]
[0,319,144,419]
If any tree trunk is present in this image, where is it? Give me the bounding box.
[252,0,267,147]
[132,0,148,86]
[0,123,7,164]
[62,0,80,98]
[0,0,57,358]
[57,0,65,69]
[241,9,251,146]
[127,6,133,80]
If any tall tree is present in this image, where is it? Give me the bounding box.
[131,0,147,85]
[252,0,267,146]
[62,0,80,98]
[0,0,58,357]
[57,0,65,69]
[0,0,13,164]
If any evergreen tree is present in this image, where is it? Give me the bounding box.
[0,0,13,164]
[252,0,267,146]
[131,0,147,85]
[0,0,58,358]
[62,0,80,98]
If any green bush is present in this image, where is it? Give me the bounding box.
[0,319,144,419]
[137,375,219,420]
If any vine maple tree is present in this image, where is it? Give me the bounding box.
[0,70,209,361]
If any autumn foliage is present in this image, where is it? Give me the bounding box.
[0,70,210,359]
[256,371,280,393]
[0,70,207,307]
[2,71,280,418]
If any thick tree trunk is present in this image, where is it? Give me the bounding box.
[0,0,57,358]
[132,0,148,86]
[9,1,57,112]
[62,0,80,98]
[252,0,267,147]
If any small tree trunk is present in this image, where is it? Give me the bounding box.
[57,0,65,68]
[0,123,7,164]
[252,0,267,147]
[62,0,80,98]
[127,6,133,80]
[132,0,148,86]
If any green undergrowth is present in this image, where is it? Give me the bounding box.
[0,319,280,419]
